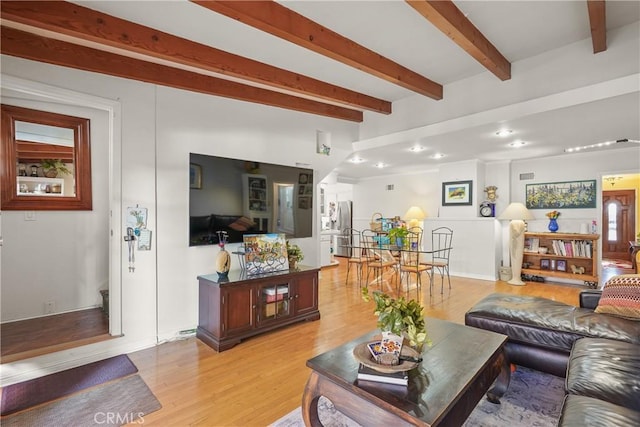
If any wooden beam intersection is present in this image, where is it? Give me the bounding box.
[192,0,443,100]
[406,0,511,81]
[0,26,363,122]
[0,0,388,114]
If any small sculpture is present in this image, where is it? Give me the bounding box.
[215,231,231,278]
[484,186,498,203]
[570,264,585,275]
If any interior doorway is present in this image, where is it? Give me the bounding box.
[601,173,639,279]
[603,189,636,261]
[0,76,122,365]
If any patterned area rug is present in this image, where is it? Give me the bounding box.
[0,375,161,427]
[270,367,565,427]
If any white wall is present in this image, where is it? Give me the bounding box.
[153,86,358,340]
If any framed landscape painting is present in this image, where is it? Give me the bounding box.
[525,180,596,209]
[442,180,473,206]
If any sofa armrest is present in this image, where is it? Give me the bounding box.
[579,290,602,309]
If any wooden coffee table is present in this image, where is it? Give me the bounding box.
[302,318,509,426]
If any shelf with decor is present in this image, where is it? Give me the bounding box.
[17,176,65,196]
[521,232,599,287]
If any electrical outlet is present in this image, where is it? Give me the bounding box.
[45,301,55,314]
[24,211,36,221]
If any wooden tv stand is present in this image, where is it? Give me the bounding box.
[197,265,320,352]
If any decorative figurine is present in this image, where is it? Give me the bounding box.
[215,231,231,279]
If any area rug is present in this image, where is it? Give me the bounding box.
[602,259,633,269]
[0,354,138,415]
[0,374,161,427]
[270,366,565,427]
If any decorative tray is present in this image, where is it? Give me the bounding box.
[353,342,421,373]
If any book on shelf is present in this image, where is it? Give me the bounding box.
[356,363,408,386]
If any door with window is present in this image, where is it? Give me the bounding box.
[602,190,636,260]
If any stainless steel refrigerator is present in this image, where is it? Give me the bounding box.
[334,200,352,257]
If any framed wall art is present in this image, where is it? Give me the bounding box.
[442,180,473,206]
[190,163,202,189]
[525,180,596,209]
[556,259,567,272]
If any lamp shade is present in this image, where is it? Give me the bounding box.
[498,202,534,221]
[404,206,426,221]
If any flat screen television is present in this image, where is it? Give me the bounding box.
[189,153,314,246]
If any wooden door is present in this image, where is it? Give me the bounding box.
[602,190,636,260]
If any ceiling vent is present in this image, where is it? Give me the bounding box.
[519,173,535,180]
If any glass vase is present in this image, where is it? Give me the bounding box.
[548,218,559,233]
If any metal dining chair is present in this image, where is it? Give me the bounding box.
[361,229,398,292]
[420,227,453,294]
[399,235,431,296]
[343,228,367,288]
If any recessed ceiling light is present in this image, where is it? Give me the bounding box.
[409,145,425,152]
[374,162,386,168]
[509,140,526,147]
[349,156,365,163]
[496,129,513,137]
[431,153,445,159]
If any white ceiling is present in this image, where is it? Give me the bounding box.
[68,1,640,180]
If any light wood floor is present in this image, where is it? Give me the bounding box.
[0,308,110,363]
[125,259,590,427]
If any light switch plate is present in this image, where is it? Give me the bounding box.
[24,211,36,221]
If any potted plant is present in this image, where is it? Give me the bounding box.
[40,159,72,178]
[286,241,304,268]
[387,226,409,248]
[362,287,430,351]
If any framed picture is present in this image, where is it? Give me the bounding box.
[190,163,202,189]
[298,196,310,209]
[540,259,551,270]
[525,180,596,209]
[298,173,309,184]
[556,260,567,272]
[442,180,473,206]
[243,233,289,275]
[298,185,305,195]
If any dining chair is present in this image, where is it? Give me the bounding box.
[399,247,431,296]
[406,226,423,250]
[361,229,398,292]
[344,228,367,288]
[420,227,453,294]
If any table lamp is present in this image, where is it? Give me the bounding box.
[498,202,534,285]
[404,206,426,229]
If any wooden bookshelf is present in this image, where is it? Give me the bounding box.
[522,232,599,287]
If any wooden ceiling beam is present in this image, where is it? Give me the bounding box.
[192,0,443,100]
[0,26,363,122]
[587,0,607,53]
[406,0,511,81]
[0,1,388,115]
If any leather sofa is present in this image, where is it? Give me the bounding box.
[465,289,640,425]
[464,291,640,377]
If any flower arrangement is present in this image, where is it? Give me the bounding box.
[545,210,561,219]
